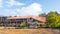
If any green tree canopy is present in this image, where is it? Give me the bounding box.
[46,11,60,28]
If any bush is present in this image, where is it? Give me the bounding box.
[20,22,26,28]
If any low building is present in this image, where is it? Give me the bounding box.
[0,16,46,28]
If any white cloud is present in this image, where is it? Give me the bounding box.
[16,9,21,12]
[6,3,42,16]
[16,2,24,6]
[0,0,3,8]
[0,0,2,5]
[20,3,42,16]
[0,0,24,8]
[7,0,24,6]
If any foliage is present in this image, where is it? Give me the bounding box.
[46,11,60,28]
[36,23,40,28]
[39,13,46,17]
[20,22,26,28]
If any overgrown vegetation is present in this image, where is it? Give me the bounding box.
[41,11,60,28]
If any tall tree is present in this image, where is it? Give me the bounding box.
[46,11,60,28]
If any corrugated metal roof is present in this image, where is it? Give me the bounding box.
[7,16,46,22]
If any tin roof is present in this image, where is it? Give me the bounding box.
[7,16,46,22]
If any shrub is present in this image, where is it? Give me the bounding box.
[20,22,26,28]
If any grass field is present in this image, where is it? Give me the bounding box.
[0,27,60,34]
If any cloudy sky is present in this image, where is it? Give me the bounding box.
[0,0,60,16]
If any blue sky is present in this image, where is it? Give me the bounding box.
[0,0,60,16]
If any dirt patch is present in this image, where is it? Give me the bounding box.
[0,27,60,34]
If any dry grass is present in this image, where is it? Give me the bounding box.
[0,27,60,34]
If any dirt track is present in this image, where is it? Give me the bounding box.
[0,27,60,34]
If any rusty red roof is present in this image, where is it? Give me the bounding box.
[7,16,46,22]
